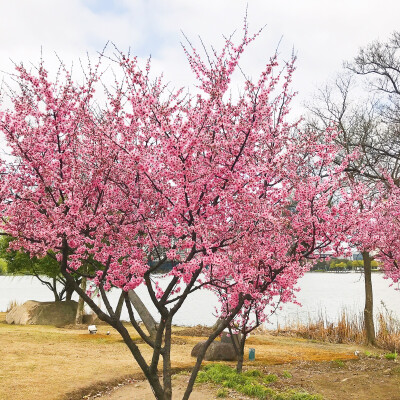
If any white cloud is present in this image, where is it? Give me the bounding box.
[0,0,399,116]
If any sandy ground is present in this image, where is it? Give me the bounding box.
[1,312,399,400]
[89,357,400,400]
[97,376,218,400]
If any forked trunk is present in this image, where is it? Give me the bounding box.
[226,325,246,374]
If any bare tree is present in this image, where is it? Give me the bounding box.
[348,32,400,126]
[306,74,382,346]
[307,32,400,346]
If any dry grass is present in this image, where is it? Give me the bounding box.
[0,312,362,400]
[275,306,400,352]
[275,309,365,344]
[6,299,21,312]
[244,334,359,365]
[376,305,400,352]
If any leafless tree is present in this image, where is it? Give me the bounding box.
[307,31,400,344]
[306,73,382,345]
[307,32,400,346]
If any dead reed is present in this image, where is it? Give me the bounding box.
[6,299,20,312]
[274,304,400,352]
[376,302,400,352]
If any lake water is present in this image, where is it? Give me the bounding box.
[1,272,399,328]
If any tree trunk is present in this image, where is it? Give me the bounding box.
[182,298,247,400]
[59,240,165,399]
[236,334,246,373]
[115,291,125,320]
[362,251,376,345]
[162,317,173,400]
[52,278,61,301]
[212,318,225,331]
[128,290,157,338]
[226,324,245,373]
[65,279,74,301]
[75,276,87,324]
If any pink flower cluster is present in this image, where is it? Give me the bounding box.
[0,31,359,322]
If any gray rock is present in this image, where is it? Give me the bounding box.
[191,341,238,361]
[221,331,242,348]
[6,300,78,326]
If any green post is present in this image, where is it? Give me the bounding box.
[249,348,255,361]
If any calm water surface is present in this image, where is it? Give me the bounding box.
[1,273,399,328]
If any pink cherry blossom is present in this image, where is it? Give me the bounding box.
[0,25,357,399]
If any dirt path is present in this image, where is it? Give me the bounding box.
[266,358,400,400]
[98,376,218,400]
[95,358,400,400]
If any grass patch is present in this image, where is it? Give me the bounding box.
[331,359,345,368]
[216,387,229,397]
[364,350,380,359]
[263,374,278,384]
[282,370,292,379]
[385,352,398,360]
[172,370,190,380]
[244,369,263,378]
[196,364,321,400]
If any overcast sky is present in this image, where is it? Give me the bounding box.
[1,0,400,115]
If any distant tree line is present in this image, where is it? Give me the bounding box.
[310,258,381,272]
[0,235,81,301]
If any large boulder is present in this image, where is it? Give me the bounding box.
[6,300,78,326]
[191,341,237,361]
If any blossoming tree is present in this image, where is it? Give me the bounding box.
[211,124,356,372]
[367,181,400,285]
[0,24,353,399]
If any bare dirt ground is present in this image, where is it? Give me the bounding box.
[97,375,219,400]
[1,313,399,400]
[88,351,400,400]
[266,357,400,400]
